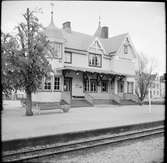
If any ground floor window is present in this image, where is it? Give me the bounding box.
[90,79,97,92]
[101,80,108,92]
[44,76,52,90]
[84,80,89,92]
[127,82,133,94]
[54,77,60,91]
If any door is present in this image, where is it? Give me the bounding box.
[64,77,72,97]
[72,76,84,97]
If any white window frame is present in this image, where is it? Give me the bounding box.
[44,76,52,90]
[54,77,61,91]
[64,52,72,63]
[127,82,133,94]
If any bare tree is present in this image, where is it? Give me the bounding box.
[135,53,157,104]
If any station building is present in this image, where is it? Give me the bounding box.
[32,11,138,106]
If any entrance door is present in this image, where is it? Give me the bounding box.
[64,77,72,97]
[118,80,124,95]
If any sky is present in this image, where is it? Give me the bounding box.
[1,1,166,75]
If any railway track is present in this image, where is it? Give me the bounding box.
[2,121,164,162]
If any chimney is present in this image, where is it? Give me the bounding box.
[63,21,71,33]
[101,26,108,39]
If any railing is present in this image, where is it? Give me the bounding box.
[85,93,94,105]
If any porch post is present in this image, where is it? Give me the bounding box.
[124,78,127,93]
[133,81,135,94]
[51,74,54,91]
[61,74,64,92]
[114,77,118,94]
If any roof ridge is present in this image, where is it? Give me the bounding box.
[108,33,128,39]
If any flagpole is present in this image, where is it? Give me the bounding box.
[148,87,151,112]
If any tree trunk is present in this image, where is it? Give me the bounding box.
[25,91,33,116]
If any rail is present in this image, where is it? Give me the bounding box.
[2,121,164,162]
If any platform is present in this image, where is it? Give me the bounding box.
[2,101,165,141]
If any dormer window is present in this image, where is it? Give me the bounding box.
[47,42,62,58]
[89,53,102,67]
[124,45,128,54]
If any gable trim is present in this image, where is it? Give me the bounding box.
[87,37,107,55]
[116,33,137,58]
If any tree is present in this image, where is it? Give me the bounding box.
[1,8,52,116]
[1,32,17,97]
[135,53,156,104]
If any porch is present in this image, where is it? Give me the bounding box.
[59,66,137,106]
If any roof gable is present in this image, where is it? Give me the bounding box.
[88,37,106,54]
[117,34,137,58]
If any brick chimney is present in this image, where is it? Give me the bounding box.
[101,26,108,39]
[63,21,71,33]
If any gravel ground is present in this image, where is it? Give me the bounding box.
[35,135,164,163]
[2,100,165,141]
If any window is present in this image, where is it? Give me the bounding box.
[89,53,101,67]
[90,80,97,92]
[84,80,89,92]
[48,42,62,58]
[118,81,124,93]
[124,45,128,54]
[54,77,60,90]
[101,80,108,92]
[127,82,133,94]
[44,76,51,90]
[64,52,72,63]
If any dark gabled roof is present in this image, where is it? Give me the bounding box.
[62,30,128,54]
[44,14,128,54]
[62,30,93,51]
[99,33,128,53]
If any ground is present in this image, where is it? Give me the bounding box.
[2,100,165,141]
[36,135,164,163]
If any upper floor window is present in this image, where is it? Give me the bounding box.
[44,76,52,90]
[48,42,62,58]
[124,45,128,54]
[64,52,72,63]
[89,53,101,67]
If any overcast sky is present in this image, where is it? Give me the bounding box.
[1,1,165,75]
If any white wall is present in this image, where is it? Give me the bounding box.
[110,57,135,75]
[65,71,84,96]
[65,52,110,71]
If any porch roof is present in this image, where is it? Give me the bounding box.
[57,66,135,77]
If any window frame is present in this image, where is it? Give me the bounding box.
[64,51,72,64]
[90,79,98,93]
[54,76,61,91]
[83,80,90,92]
[124,45,128,54]
[127,82,134,94]
[88,53,102,68]
[44,76,52,91]
[47,42,62,59]
[101,80,108,92]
